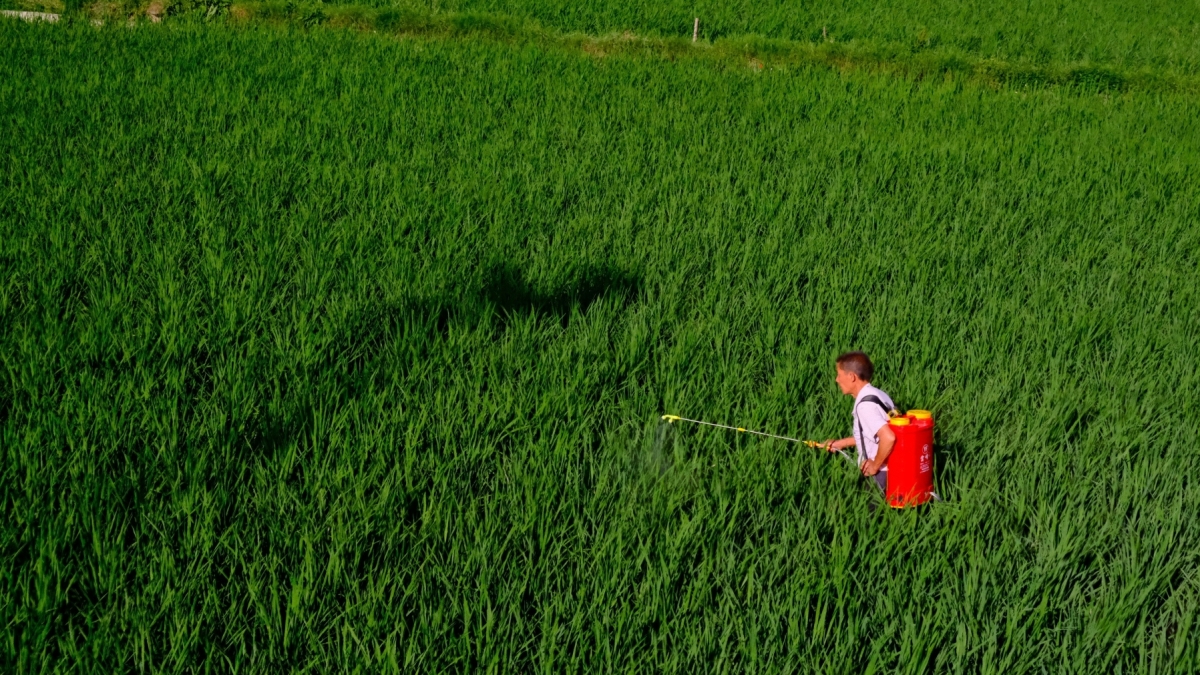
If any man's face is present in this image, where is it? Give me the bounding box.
[835,366,857,395]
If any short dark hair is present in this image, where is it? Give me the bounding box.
[836,351,874,381]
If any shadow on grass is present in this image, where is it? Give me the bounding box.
[480,261,641,328]
[242,261,640,449]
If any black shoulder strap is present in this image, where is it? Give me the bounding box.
[858,395,892,415]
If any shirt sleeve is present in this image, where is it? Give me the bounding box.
[857,404,891,441]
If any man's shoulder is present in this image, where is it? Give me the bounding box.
[858,385,894,407]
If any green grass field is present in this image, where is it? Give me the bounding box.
[2,15,1200,673]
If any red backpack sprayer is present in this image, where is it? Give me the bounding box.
[661,411,937,507]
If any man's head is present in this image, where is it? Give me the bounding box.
[835,351,874,396]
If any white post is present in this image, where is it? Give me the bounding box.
[693,17,699,43]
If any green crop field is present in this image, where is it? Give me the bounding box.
[2,12,1200,674]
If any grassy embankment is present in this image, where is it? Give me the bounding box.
[5,0,1200,93]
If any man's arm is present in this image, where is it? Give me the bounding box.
[822,437,856,452]
[862,424,896,476]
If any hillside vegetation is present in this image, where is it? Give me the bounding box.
[7,0,1200,77]
[333,0,1200,73]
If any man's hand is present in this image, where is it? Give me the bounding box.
[825,438,855,454]
[861,460,880,476]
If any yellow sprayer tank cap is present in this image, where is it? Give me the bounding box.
[908,410,933,420]
[888,417,911,426]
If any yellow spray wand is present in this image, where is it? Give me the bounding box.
[661,414,855,464]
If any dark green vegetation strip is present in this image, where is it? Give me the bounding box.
[4,0,1197,93]
[326,0,1200,75]
[14,0,1200,76]
[220,1,1198,95]
[3,20,1200,672]
[4,0,1195,92]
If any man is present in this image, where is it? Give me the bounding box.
[822,351,897,494]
